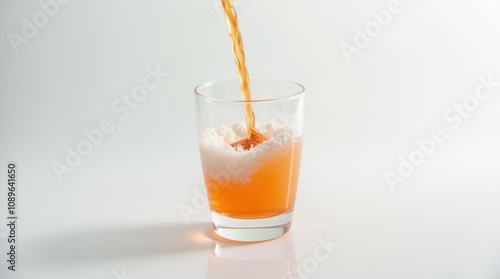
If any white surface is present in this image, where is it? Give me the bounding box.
[1,0,500,278]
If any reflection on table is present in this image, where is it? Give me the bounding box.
[206,232,298,279]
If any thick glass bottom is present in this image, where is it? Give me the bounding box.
[211,210,293,242]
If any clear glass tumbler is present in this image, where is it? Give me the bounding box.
[194,79,304,242]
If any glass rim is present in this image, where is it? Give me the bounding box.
[194,78,305,103]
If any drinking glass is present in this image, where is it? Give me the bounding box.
[194,79,304,242]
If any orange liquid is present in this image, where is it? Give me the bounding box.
[220,0,268,148]
[203,137,302,218]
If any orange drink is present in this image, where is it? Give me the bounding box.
[200,126,302,219]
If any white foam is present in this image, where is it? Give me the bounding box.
[199,122,299,184]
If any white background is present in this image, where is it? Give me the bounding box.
[1,0,500,278]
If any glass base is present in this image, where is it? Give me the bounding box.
[211,211,293,242]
